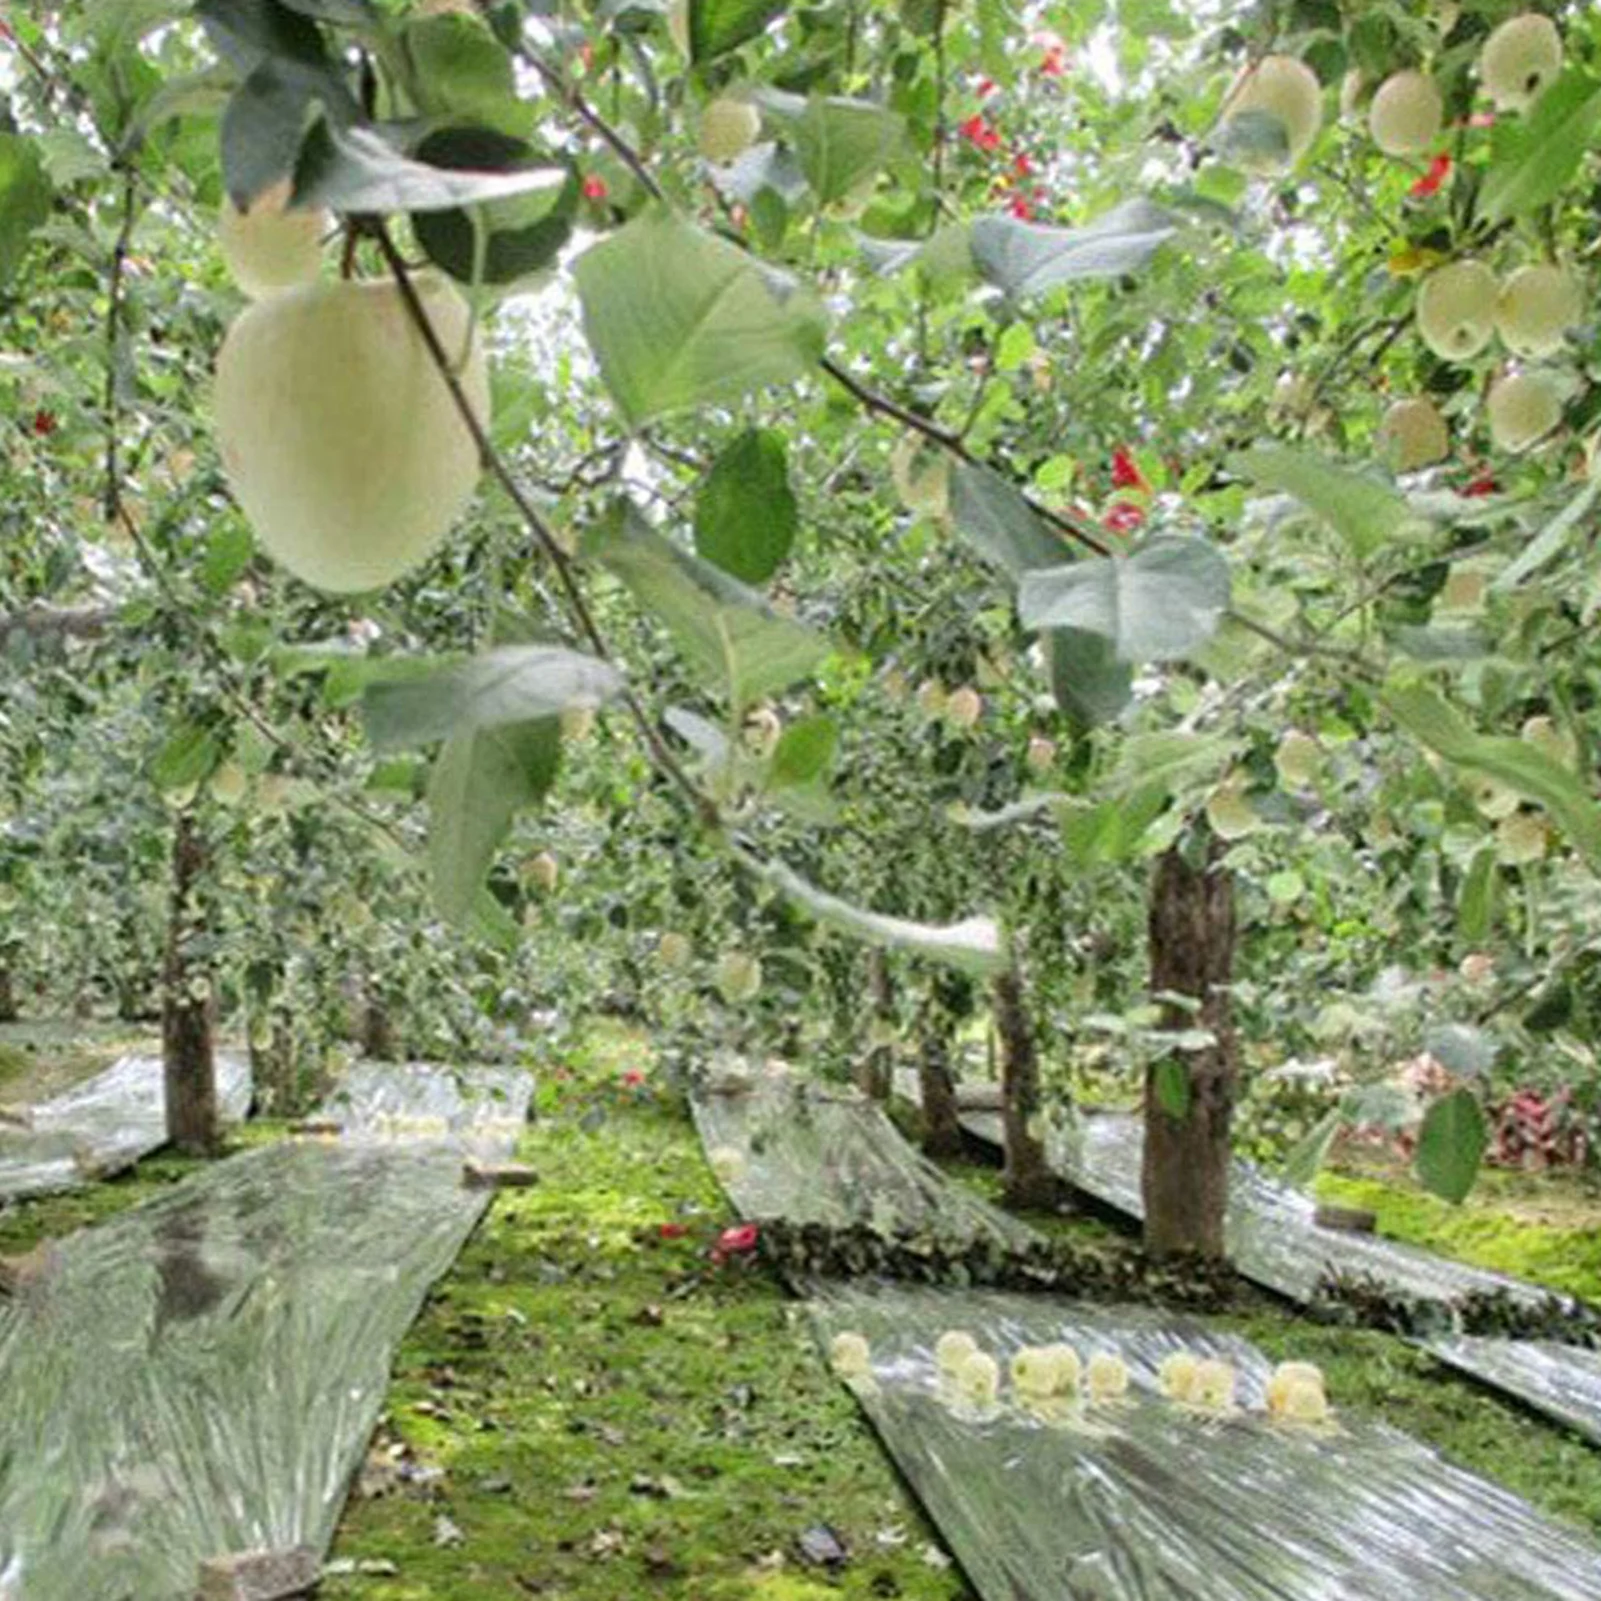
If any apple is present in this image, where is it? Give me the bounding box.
[218,177,328,301]
[1377,396,1449,471]
[213,272,490,593]
[1025,735,1056,773]
[829,1332,872,1377]
[528,851,559,892]
[1205,778,1258,840]
[1487,370,1561,452]
[891,432,951,517]
[915,678,948,717]
[658,931,693,970]
[1521,714,1578,766]
[1221,54,1323,169]
[1415,260,1498,361]
[743,704,782,758]
[715,950,763,1003]
[1495,264,1583,357]
[945,685,982,729]
[1480,13,1562,112]
[1368,70,1443,155]
[699,98,761,164]
[1273,729,1321,789]
[1496,811,1547,865]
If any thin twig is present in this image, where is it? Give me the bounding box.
[103,169,139,526]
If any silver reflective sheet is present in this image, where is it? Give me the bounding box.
[1048,1111,1601,1445]
[0,1052,254,1204]
[0,1062,530,1601]
[693,1070,1029,1245]
[811,1284,1601,1601]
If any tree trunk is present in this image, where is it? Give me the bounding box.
[0,960,16,1024]
[916,973,967,1159]
[854,948,895,1101]
[1142,830,1237,1258]
[162,809,219,1156]
[360,986,398,1061]
[994,961,1059,1209]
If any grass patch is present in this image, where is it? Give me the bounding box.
[0,1019,159,1105]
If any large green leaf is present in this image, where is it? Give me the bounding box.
[0,136,53,288]
[427,716,559,926]
[689,0,786,61]
[735,851,1008,975]
[1046,626,1134,727]
[293,117,571,214]
[694,428,798,583]
[767,94,905,206]
[1385,683,1601,872]
[1229,444,1416,560]
[1415,1087,1487,1205]
[970,198,1178,299]
[584,503,828,707]
[1491,478,1601,593]
[573,207,827,426]
[1480,72,1601,224]
[1019,536,1230,663]
[400,12,528,137]
[948,462,1068,577]
[363,646,623,749]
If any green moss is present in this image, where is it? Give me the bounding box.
[1315,1168,1601,1303]
[0,1019,159,1104]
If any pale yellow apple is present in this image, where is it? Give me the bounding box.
[1378,396,1450,471]
[213,272,489,593]
[699,98,761,164]
[715,950,763,1003]
[1416,261,1498,361]
[1496,264,1583,357]
[1480,13,1562,112]
[1221,54,1323,169]
[1487,371,1561,452]
[218,177,328,301]
[1368,70,1443,155]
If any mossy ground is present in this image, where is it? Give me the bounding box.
[0,1018,160,1105]
[4,1024,1601,1596]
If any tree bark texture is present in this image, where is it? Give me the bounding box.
[162,809,219,1155]
[993,962,1058,1209]
[853,947,895,1101]
[1142,832,1237,1258]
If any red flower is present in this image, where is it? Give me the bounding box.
[582,174,609,202]
[959,114,1003,154]
[623,1069,645,1087]
[1012,151,1035,178]
[1410,153,1451,198]
[1009,195,1034,219]
[1464,472,1498,498]
[30,409,57,437]
[657,1222,689,1240]
[1102,501,1146,533]
[975,77,999,100]
[1110,446,1146,491]
[716,1222,759,1254]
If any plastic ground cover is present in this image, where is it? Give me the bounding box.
[0,1061,530,1601]
[892,1073,1601,1446]
[0,1051,254,1204]
[811,1284,1601,1601]
[702,1069,1601,1599]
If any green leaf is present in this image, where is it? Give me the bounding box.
[573,207,827,426]
[400,12,528,137]
[1045,626,1133,728]
[1111,730,1239,797]
[734,850,1008,975]
[769,715,837,787]
[293,117,571,214]
[1229,444,1416,560]
[1480,72,1601,224]
[1057,785,1168,865]
[970,198,1178,299]
[1491,478,1601,593]
[694,428,798,583]
[0,136,53,288]
[1384,684,1601,872]
[1415,1087,1487,1205]
[1457,844,1497,945]
[411,128,576,286]
[767,94,905,206]
[584,502,828,707]
[1282,1108,1343,1189]
[363,646,623,749]
[1152,1058,1191,1120]
[219,61,322,205]
[1019,536,1231,663]
[427,716,559,926]
[948,462,1068,577]
[199,523,255,595]
[689,0,785,62]
[150,723,223,791]
[195,0,332,75]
